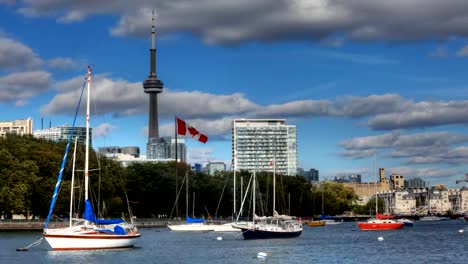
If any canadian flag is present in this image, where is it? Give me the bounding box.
[176,117,208,143]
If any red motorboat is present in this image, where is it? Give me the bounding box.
[357,218,404,231]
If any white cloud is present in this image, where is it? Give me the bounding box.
[94,122,116,137]
[0,37,43,69]
[47,57,79,69]
[386,166,461,178]
[8,1,468,45]
[340,131,468,165]
[0,71,51,105]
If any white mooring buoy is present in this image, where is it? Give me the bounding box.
[257,252,267,259]
[378,237,384,241]
[458,229,464,233]
[217,236,223,241]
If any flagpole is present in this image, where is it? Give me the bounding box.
[175,116,178,218]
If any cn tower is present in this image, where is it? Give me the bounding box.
[143,10,164,140]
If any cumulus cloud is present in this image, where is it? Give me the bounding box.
[0,36,42,69]
[47,57,79,70]
[42,75,258,119]
[6,1,468,45]
[386,166,461,178]
[341,131,468,165]
[0,71,51,105]
[41,73,468,135]
[368,100,468,130]
[94,122,116,137]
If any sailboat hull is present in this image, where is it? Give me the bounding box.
[44,233,141,250]
[238,228,302,239]
[357,222,404,231]
[43,227,140,250]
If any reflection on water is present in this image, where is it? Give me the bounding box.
[1,220,467,264]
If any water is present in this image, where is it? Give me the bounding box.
[1,220,467,263]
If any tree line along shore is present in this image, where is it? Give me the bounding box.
[1,134,375,222]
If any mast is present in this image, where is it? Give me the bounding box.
[84,66,91,226]
[273,157,276,214]
[69,137,78,227]
[186,172,189,218]
[233,166,236,221]
[253,171,256,222]
[374,152,377,215]
[240,176,243,217]
[322,188,325,217]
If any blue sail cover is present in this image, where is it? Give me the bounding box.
[84,200,124,225]
[186,216,205,223]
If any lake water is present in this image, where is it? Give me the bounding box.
[1,220,467,263]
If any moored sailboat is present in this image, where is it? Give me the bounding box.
[232,168,302,239]
[42,67,140,250]
[357,154,403,231]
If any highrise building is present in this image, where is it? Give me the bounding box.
[0,118,33,137]
[147,137,186,162]
[34,126,91,146]
[232,119,297,176]
[306,169,320,182]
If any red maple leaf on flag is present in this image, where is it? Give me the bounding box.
[188,126,199,137]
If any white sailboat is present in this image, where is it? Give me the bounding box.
[167,173,214,231]
[43,66,140,250]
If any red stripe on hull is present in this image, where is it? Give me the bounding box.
[52,245,134,251]
[357,223,404,230]
[43,234,141,239]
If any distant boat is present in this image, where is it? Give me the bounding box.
[357,154,404,231]
[43,67,140,250]
[396,218,414,226]
[419,216,450,221]
[306,220,325,227]
[465,215,468,221]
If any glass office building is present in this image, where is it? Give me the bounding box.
[147,137,186,162]
[232,119,297,176]
[34,126,91,146]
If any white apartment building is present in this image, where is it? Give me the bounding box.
[232,119,297,176]
[0,118,33,136]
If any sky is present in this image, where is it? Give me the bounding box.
[1,0,468,187]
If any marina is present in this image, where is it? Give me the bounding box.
[2,220,467,263]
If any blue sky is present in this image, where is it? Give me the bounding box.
[1,1,468,186]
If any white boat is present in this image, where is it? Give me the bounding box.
[43,67,140,250]
[419,216,450,221]
[167,222,214,232]
[323,219,343,225]
[396,218,414,226]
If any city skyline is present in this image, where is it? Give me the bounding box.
[1,1,468,186]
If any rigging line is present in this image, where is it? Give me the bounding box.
[44,79,86,229]
[215,172,230,218]
[168,172,187,221]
